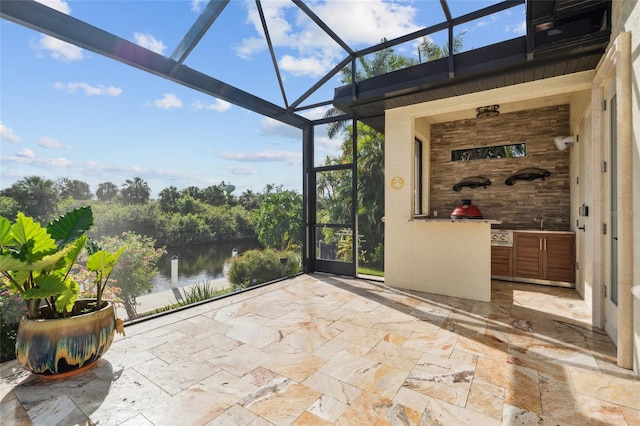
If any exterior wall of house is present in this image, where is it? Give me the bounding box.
[384,74,592,302]
[610,0,640,376]
[385,108,492,302]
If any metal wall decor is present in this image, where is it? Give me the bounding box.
[453,176,492,192]
[505,168,551,185]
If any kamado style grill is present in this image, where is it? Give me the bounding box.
[450,199,484,219]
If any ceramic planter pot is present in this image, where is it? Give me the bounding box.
[15,300,116,378]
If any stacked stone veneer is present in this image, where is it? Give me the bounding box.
[429,104,571,230]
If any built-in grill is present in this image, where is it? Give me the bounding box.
[491,230,513,246]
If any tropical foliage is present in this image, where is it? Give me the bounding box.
[0,176,60,222]
[227,249,301,288]
[255,186,302,251]
[0,206,124,319]
[417,31,467,63]
[99,232,166,319]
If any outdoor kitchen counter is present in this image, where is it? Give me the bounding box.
[386,219,495,302]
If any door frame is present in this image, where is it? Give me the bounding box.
[590,31,633,368]
[303,118,358,277]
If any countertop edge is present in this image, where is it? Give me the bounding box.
[409,217,502,224]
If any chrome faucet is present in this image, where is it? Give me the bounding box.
[534,217,544,230]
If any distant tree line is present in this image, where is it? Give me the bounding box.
[0,176,301,250]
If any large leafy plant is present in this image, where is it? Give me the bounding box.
[0,206,124,319]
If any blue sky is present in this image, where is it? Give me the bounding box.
[0,0,525,197]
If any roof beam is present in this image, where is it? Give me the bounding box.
[256,0,289,108]
[170,0,229,67]
[0,0,309,128]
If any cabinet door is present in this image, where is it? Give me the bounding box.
[544,234,575,282]
[513,233,543,279]
[491,246,513,278]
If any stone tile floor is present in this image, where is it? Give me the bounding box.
[1,274,639,425]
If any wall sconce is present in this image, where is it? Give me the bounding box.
[554,135,577,150]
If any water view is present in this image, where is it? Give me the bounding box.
[151,240,261,292]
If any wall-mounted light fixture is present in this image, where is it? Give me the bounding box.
[476,105,499,118]
[554,135,577,150]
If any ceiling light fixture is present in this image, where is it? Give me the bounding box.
[476,105,500,118]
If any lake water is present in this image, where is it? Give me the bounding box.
[151,240,261,292]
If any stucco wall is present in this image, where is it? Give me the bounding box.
[611,0,639,377]
[385,109,492,302]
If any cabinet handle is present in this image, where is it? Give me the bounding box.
[544,238,547,251]
[540,239,542,251]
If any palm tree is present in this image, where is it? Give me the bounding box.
[418,31,467,63]
[0,176,60,221]
[324,41,416,138]
[96,182,119,201]
[121,177,151,205]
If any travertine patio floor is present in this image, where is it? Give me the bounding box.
[1,274,639,425]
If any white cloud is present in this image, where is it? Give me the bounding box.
[0,123,21,142]
[38,137,64,149]
[507,20,527,35]
[279,55,330,77]
[259,117,302,139]
[16,149,35,159]
[314,134,342,156]
[30,1,82,62]
[236,37,267,60]
[134,33,166,55]
[476,15,499,28]
[298,106,332,121]
[311,0,420,45]
[193,99,232,112]
[227,165,259,175]
[34,0,70,14]
[191,0,207,13]
[0,154,72,168]
[236,0,421,77]
[219,150,300,165]
[54,82,122,96]
[31,35,85,62]
[152,93,183,109]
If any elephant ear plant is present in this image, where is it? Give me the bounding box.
[0,206,125,320]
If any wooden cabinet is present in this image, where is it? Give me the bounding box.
[491,246,513,278]
[513,232,575,285]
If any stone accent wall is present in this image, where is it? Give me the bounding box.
[429,104,571,230]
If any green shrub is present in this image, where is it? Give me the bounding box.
[0,283,26,362]
[227,249,301,288]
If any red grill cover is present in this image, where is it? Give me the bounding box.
[450,200,483,219]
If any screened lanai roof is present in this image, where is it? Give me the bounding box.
[1,0,611,133]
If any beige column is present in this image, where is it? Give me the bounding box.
[591,31,634,369]
[615,32,633,369]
